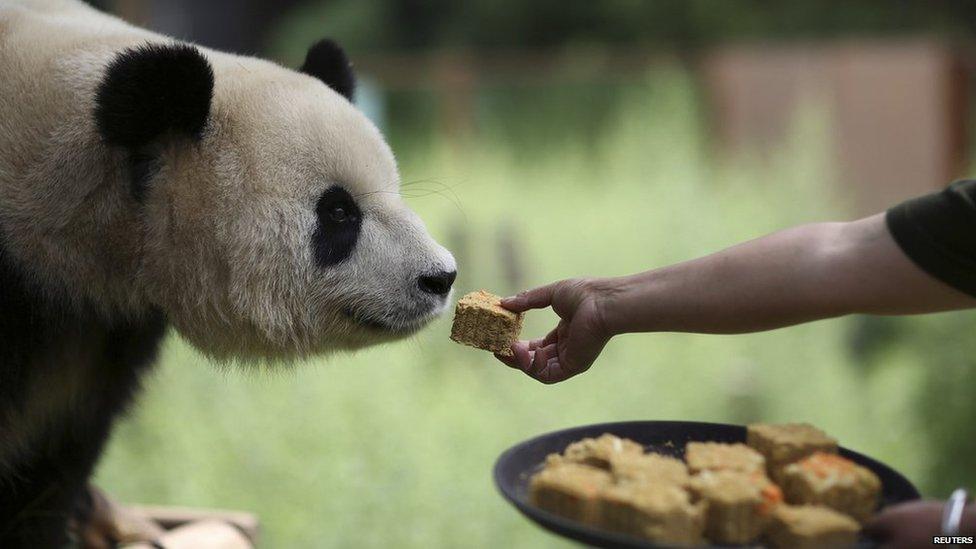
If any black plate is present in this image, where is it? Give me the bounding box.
[494,421,921,548]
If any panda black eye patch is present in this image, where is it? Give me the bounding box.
[313,186,362,267]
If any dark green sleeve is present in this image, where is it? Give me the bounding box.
[886,179,976,297]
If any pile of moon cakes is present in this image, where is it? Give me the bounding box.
[530,423,881,548]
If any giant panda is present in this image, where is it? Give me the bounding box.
[0,0,457,546]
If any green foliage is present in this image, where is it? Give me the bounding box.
[268,0,976,58]
[855,312,976,495]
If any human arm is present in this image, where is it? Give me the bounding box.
[601,213,975,335]
[497,211,976,383]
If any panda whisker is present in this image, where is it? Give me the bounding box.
[351,185,466,215]
[406,187,466,214]
[424,180,465,210]
[355,178,465,201]
[397,179,466,213]
[351,189,401,199]
[401,177,466,197]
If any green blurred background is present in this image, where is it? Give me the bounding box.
[94,1,976,546]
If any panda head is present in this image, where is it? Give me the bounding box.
[93,40,456,359]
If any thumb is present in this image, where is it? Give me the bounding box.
[501,282,560,313]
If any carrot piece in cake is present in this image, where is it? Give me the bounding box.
[780,452,881,522]
[690,470,783,544]
[746,423,838,482]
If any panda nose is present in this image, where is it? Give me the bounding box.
[418,270,457,296]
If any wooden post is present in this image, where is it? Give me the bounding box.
[702,40,970,214]
[126,520,253,549]
[127,505,260,544]
[435,53,478,149]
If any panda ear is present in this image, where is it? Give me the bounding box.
[300,39,356,101]
[95,43,214,148]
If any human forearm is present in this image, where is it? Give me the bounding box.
[601,214,976,336]
[498,213,976,383]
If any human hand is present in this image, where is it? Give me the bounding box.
[865,499,974,548]
[494,278,614,384]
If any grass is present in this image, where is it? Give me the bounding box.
[95,70,937,547]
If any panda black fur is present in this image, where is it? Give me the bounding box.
[0,1,456,546]
[301,38,357,102]
[0,252,166,546]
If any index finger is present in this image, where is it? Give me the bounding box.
[500,282,559,313]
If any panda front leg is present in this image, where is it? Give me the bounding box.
[0,417,116,548]
[68,484,165,548]
[0,407,154,548]
[0,317,166,548]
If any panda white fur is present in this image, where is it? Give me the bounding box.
[0,0,456,545]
